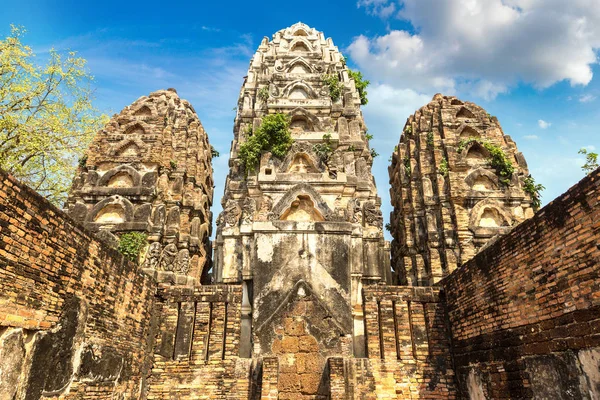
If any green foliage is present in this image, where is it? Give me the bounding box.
[117,232,148,263]
[348,144,356,152]
[78,155,88,169]
[426,131,434,146]
[365,132,374,141]
[370,148,379,158]
[438,157,449,177]
[313,133,333,162]
[257,86,270,103]
[322,74,343,102]
[458,138,514,185]
[523,175,545,211]
[211,145,220,158]
[347,68,369,105]
[404,125,413,136]
[579,148,599,174]
[403,157,411,176]
[170,160,177,169]
[385,222,392,232]
[0,25,107,205]
[238,113,293,173]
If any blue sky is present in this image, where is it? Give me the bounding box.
[3,0,599,239]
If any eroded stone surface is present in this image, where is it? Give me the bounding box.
[389,94,534,285]
[66,89,214,284]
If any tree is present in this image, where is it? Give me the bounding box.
[0,25,106,205]
[579,148,599,175]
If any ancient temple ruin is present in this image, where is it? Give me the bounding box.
[388,94,535,286]
[66,88,214,284]
[214,22,388,362]
[1,22,599,400]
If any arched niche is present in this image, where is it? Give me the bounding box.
[270,183,333,221]
[133,105,152,116]
[124,123,146,135]
[88,195,134,224]
[289,87,309,99]
[290,39,311,53]
[283,81,317,99]
[465,142,489,164]
[286,57,312,74]
[98,165,142,187]
[469,200,512,230]
[465,168,499,191]
[293,28,308,36]
[288,107,321,130]
[478,207,509,227]
[459,125,481,138]
[94,204,125,224]
[117,142,140,157]
[290,115,312,133]
[456,107,477,119]
[279,143,321,173]
[288,153,319,173]
[280,195,325,222]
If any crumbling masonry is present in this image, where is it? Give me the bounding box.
[0,23,599,400]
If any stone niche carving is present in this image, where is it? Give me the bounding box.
[280,195,325,222]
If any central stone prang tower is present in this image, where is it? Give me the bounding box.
[214,22,389,359]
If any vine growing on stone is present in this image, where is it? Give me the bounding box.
[117,232,148,263]
[238,113,293,173]
[458,138,514,185]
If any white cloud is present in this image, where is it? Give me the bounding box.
[358,0,397,18]
[524,135,539,140]
[579,94,597,103]
[351,0,600,99]
[538,120,551,129]
[584,145,597,151]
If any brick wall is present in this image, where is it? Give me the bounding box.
[146,285,251,399]
[442,168,600,399]
[0,170,157,399]
[330,286,457,399]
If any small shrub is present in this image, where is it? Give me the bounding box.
[404,126,413,136]
[579,148,599,174]
[322,74,344,102]
[370,148,379,159]
[426,131,434,146]
[257,87,270,103]
[365,132,374,141]
[118,232,148,262]
[438,157,449,177]
[238,113,293,173]
[348,68,369,105]
[211,145,220,158]
[403,157,411,176]
[313,133,333,162]
[348,144,356,152]
[170,160,177,169]
[385,222,392,232]
[523,174,545,210]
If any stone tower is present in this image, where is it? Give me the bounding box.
[388,94,534,286]
[214,22,388,360]
[66,88,214,285]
